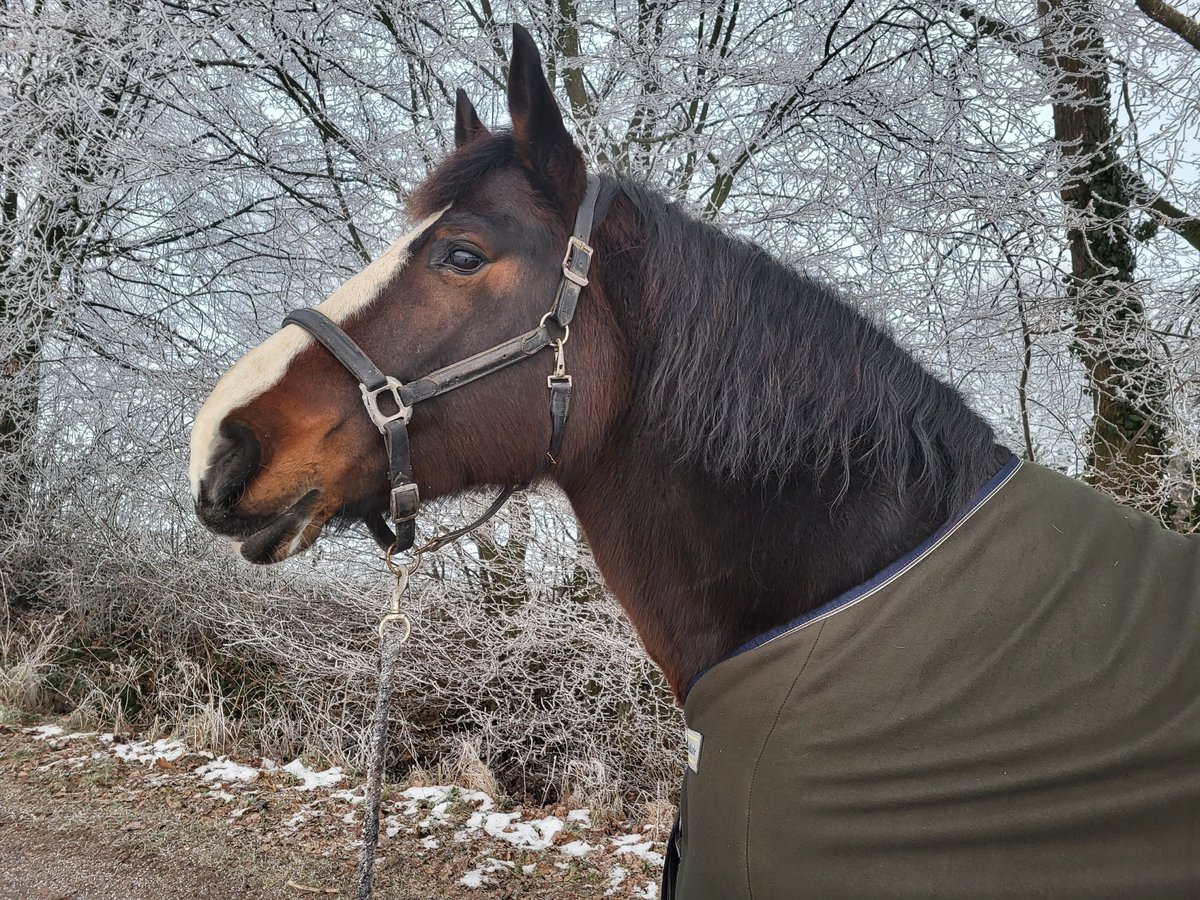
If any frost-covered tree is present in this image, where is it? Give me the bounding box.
[2,0,1199,799]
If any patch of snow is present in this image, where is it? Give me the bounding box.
[480,811,563,851]
[280,812,308,830]
[480,812,524,843]
[567,808,591,826]
[458,869,486,888]
[208,789,236,802]
[458,857,513,887]
[331,788,363,804]
[283,759,344,791]
[559,839,596,857]
[400,785,492,815]
[112,739,187,764]
[636,882,659,899]
[37,754,94,771]
[420,836,440,849]
[612,838,665,868]
[24,726,98,747]
[195,758,259,783]
[605,865,629,896]
[342,810,358,825]
[384,817,407,839]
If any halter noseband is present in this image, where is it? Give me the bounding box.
[281,174,601,555]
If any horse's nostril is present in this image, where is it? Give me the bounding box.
[202,420,262,508]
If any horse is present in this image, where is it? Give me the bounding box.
[190,25,1200,899]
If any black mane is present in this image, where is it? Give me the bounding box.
[607,176,1006,516]
[414,135,1006,519]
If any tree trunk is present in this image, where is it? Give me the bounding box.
[1038,0,1172,514]
[0,183,48,544]
[0,343,40,543]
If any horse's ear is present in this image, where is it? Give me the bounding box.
[507,24,584,208]
[455,88,489,148]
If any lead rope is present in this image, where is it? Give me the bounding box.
[350,342,579,897]
[350,365,570,896]
[317,176,599,898]
[355,554,417,900]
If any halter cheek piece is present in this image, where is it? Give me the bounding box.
[281,174,601,555]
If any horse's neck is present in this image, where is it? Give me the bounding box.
[562,433,1000,699]
[556,188,1008,696]
[559,188,1006,699]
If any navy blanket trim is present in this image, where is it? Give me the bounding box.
[685,454,1022,697]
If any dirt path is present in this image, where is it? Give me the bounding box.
[0,720,661,899]
[0,770,326,900]
[0,814,273,900]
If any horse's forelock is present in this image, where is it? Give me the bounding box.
[409,133,520,218]
[409,132,573,230]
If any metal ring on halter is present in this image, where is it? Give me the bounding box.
[385,545,422,577]
[539,311,570,345]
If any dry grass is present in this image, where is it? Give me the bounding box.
[0,489,683,814]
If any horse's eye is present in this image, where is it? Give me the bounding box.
[446,248,484,273]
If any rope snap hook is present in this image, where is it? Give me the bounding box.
[378,564,414,641]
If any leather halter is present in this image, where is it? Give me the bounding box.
[281,174,601,554]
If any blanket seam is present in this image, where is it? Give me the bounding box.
[744,619,826,900]
[687,457,1023,699]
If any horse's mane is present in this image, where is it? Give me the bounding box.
[609,176,1003,511]
[412,135,1003,514]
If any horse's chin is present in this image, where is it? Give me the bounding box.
[233,489,326,564]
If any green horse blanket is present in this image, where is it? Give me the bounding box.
[668,458,1200,899]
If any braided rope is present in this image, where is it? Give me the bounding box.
[355,624,406,900]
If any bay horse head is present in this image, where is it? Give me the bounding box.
[190,24,1009,700]
[190,26,623,565]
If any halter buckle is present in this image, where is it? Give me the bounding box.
[390,482,420,522]
[360,377,411,432]
[561,236,592,287]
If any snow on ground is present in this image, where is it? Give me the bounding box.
[18,722,665,898]
[282,758,345,790]
[472,809,565,850]
[112,739,189,764]
[560,839,597,857]
[606,865,629,895]
[196,758,260,783]
[612,832,667,867]
[568,808,592,826]
[458,857,513,888]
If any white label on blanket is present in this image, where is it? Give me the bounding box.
[686,727,703,773]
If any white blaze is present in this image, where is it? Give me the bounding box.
[188,209,445,500]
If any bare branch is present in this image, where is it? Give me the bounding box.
[1122,165,1200,253]
[1135,0,1200,53]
